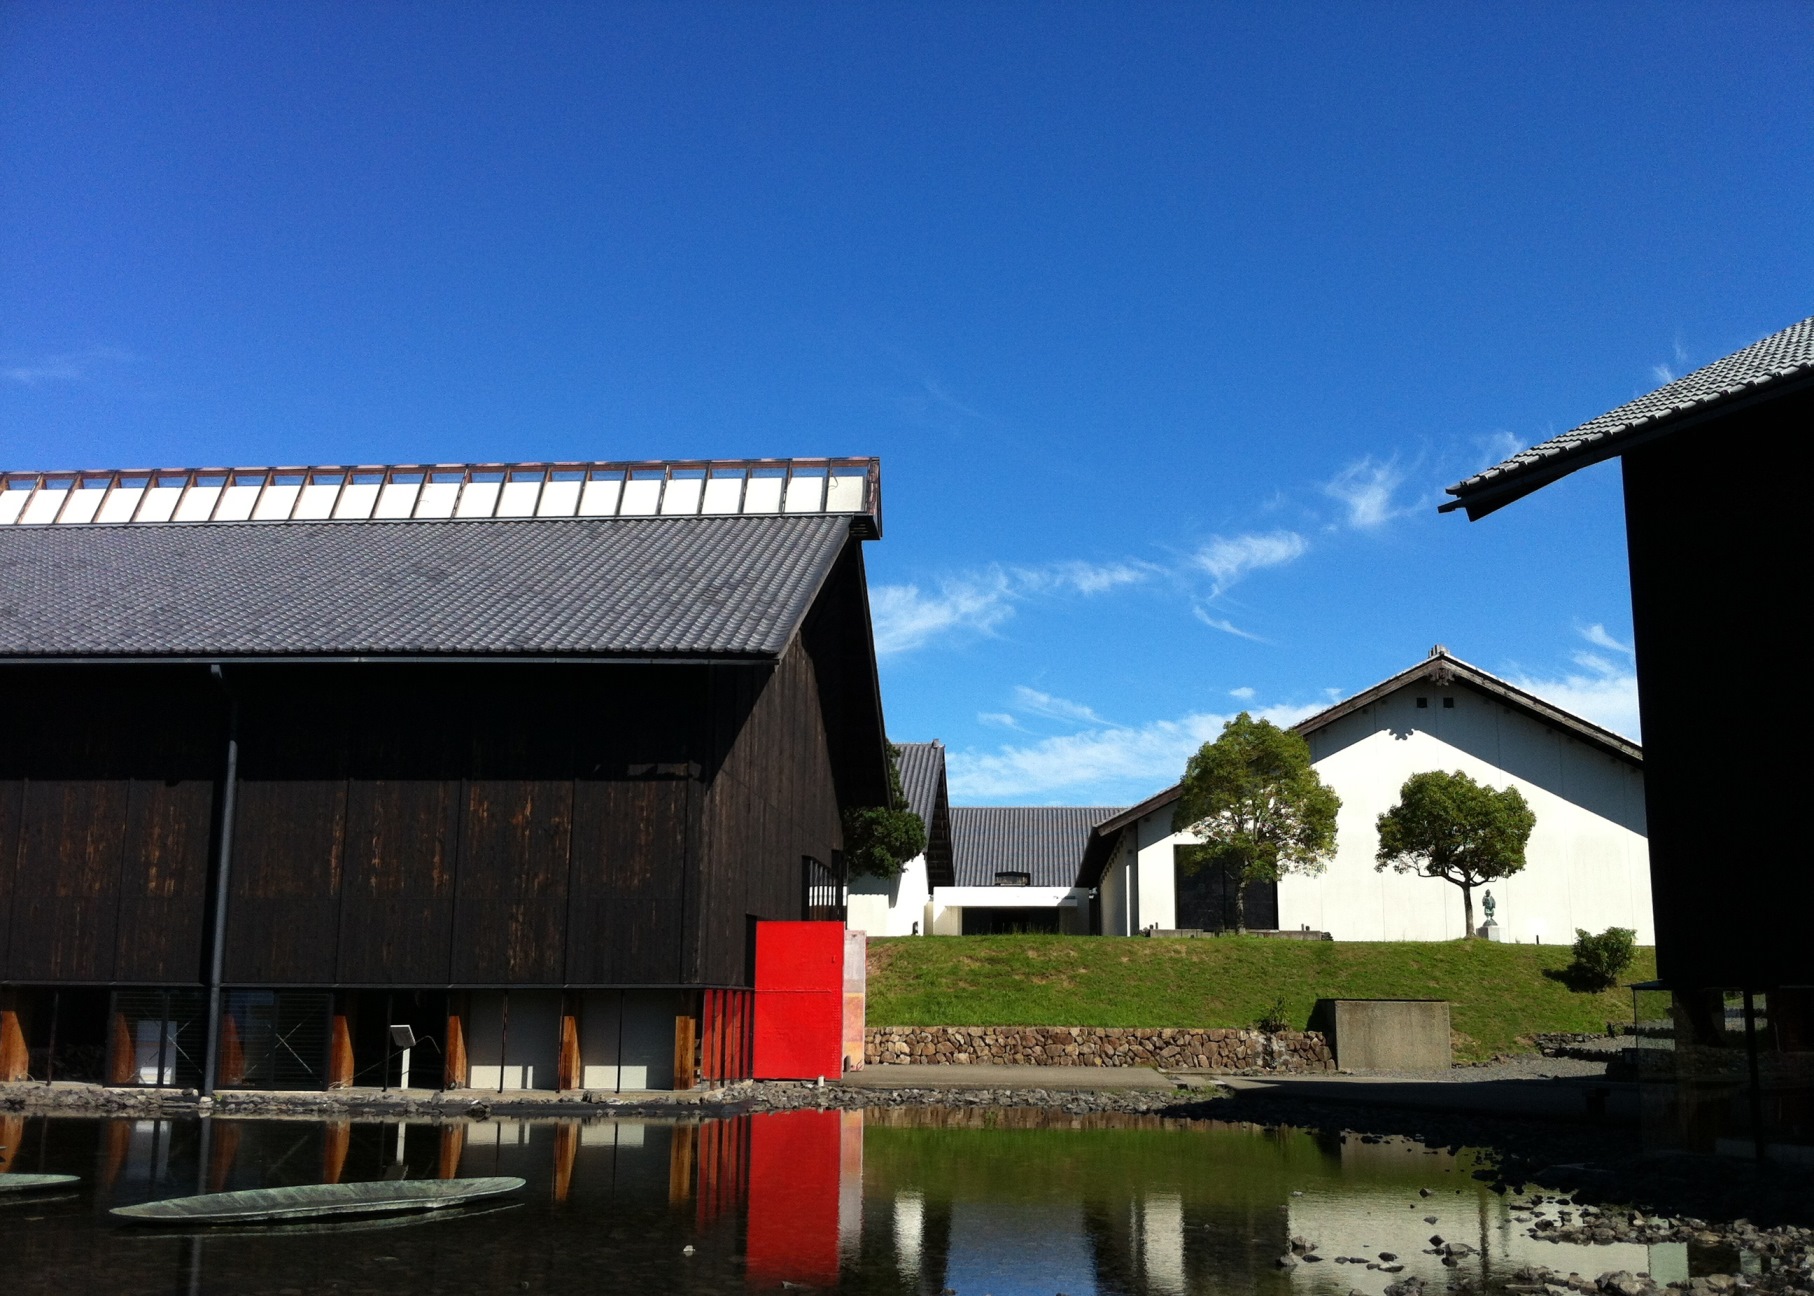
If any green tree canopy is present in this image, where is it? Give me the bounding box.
[1172,713,1340,933]
[843,744,928,880]
[1374,770,1536,939]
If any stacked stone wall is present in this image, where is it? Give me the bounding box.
[863,1026,1334,1072]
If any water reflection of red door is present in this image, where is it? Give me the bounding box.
[745,1109,861,1289]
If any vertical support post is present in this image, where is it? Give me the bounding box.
[444,996,468,1090]
[558,999,581,1092]
[0,991,28,1083]
[328,1008,355,1089]
[45,990,59,1085]
[382,992,394,1093]
[674,1005,698,1091]
[1744,989,1766,1161]
[498,991,510,1094]
[201,668,241,1099]
[107,995,134,1086]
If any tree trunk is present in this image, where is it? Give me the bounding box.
[1461,882,1475,939]
[1233,865,1248,934]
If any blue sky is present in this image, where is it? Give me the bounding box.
[4,4,1810,804]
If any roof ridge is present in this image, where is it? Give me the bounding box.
[1444,314,1814,517]
[0,456,883,538]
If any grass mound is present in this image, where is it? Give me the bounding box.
[865,935,1654,1061]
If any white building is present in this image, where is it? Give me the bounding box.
[846,741,953,937]
[931,806,1118,935]
[1078,648,1651,944]
[846,743,1117,937]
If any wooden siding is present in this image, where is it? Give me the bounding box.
[695,642,844,987]
[0,667,220,984]
[1621,386,1812,991]
[0,539,885,991]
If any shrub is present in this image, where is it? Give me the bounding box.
[1568,926,1637,990]
[1256,995,1291,1033]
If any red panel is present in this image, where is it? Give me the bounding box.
[755,921,844,992]
[753,990,843,1080]
[746,1110,842,1288]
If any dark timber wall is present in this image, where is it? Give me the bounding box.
[1620,384,1812,991]
[0,542,879,991]
[0,667,221,985]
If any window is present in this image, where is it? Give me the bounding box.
[994,871,1031,887]
[1415,697,1428,708]
[1443,697,1455,709]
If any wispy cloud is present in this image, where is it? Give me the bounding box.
[1189,530,1309,595]
[1649,338,1692,387]
[1228,686,1256,700]
[1503,623,1641,739]
[948,700,1325,800]
[1192,607,1268,642]
[1322,456,1409,529]
[869,559,1156,657]
[977,712,1022,730]
[1,346,133,387]
[1011,686,1110,725]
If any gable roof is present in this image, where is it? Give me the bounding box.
[951,805,1124,889]
[1443,315,1814,520]
[895,742,947,825]
[894,741,955,887]
[1074,647,1642,889]
[0,514,857,662]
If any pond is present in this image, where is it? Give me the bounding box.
[0,1107,1691,1295]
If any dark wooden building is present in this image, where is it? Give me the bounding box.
[0,458,891,1092]
[1444,316,1813,1154]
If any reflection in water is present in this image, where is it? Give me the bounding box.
[0,1108,1687,1295]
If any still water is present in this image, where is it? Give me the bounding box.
[0,1108,1687,1295]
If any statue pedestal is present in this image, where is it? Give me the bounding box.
[1480,919,1504,942]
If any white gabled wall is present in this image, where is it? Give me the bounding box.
[847,851,934,937]
[1099,681,1652,944]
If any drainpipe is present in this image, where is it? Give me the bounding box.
[200,665,241,1099]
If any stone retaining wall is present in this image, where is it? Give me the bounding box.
[864,1026,1334,1072]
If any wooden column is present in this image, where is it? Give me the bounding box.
[668,1123,696,1206]
[108,1012,135,1086]
[216,1012,246,1089]
[321,1121,350,1183]
[208,1121,242,1192]
[327,1013,355,1089]
[552,1121,578,1203]
[437,1124,466,1179]
[673,1012,697,1091]
[0,1005,30,1083]
[0,1115,22,1174]
[444,1001,469,1090]
[557,1005,581,1092]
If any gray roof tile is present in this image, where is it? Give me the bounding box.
[949,805,1124,888]
[0,514,852,658]
[894,742,947,825]
[1446,315,1814,513]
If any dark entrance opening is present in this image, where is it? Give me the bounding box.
[1174,847,1279,931]
[961,908,1060,935]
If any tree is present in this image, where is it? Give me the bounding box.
[843,744,927,880]
[1374,770,1536,939]
[1172,713,1341,933]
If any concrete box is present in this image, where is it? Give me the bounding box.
[1311,999,1451,1071]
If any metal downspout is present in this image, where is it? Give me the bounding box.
[201,665,241,1098]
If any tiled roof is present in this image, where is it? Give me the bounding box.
[894,742,947,826]
[950,806,1124,889]
[0,514,853,659]
[1444,315,1814,518]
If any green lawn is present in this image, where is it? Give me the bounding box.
[866,935,1654,1061]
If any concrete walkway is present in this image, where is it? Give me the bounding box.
[1213,1072,1639,1125]
[840,1063,1186,1091]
